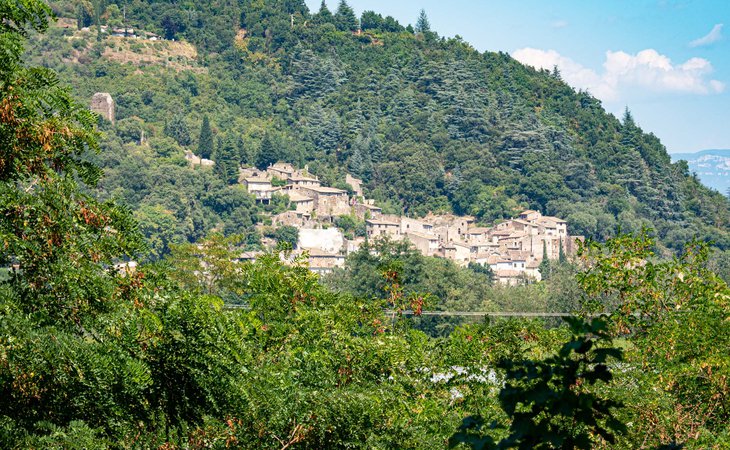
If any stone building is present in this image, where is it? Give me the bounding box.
[184,150,214,167]
[366,219,401,239]
[305,249,346,275]
[405,231,439,256]
[400,217,434,235]
[271,211,313,228]
[345,174,364,198]
[267,162,296,180]
[90,92,115,123]
[355,202,382,220]
[286,191,315,214]
[298,186,350,217]
[287,175,321,188]
[244,177,280,202]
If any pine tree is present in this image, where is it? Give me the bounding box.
[308,105,341,155]
[335,0,358,32]
[256,133,279,170]
[415,9,430,33]
[551,65,562,81]
[197,115,214,159]
[313,0,334,25]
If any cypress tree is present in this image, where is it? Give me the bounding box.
[212,135,238,184]
[197,115,214,159]
[559,237,567,264]
[539,240,551,280]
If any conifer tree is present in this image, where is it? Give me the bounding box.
[539,240,551,280]
[197,115,214,159]
[335,0,358,32]
[559,237,567,264]
[415,9,430,33]
[214,135,239,184]
[313,0,334,25]
[256,133,279,170]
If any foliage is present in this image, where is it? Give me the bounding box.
[450,317,625,449]
[197,114,214,159]
[577,231,730,447]
[274,224,299,247]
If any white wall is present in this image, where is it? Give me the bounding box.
[298,228,344,254]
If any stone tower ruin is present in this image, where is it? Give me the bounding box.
[90,92,115,123]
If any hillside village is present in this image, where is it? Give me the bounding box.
[88,92,582,285]
[239,161,583,284]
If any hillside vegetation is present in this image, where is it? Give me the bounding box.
[29,0,730,266]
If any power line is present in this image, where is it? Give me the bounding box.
[222,304,575,318]
[385,310,575,317]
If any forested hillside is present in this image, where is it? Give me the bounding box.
[30,0,730,264]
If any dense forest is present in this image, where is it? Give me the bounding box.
[25,0,730,269]
[1,1,729,448]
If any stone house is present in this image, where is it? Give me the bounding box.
[525,260,542,281]
[272,211,313,228]
[494,270,527,286]
[286,191,315,214]
[345,174,364,198]
[400,217,434,235]
[537,216,568,238]
[298,186,350,217]
[244,177,272,192]
[184,150,214,167]
[424,214,474,243]
[519,210,542,222]
[345,237,366,254]
[355,202,382,220]
[287,175,321,188]
[366,219,401,239]
[464,227,490,243]
[244,177,281,202]
[305,249,346,275]
[469,242,498,256]
[440,242,471,266]
[405,231,439,256]
[267,162,296,180]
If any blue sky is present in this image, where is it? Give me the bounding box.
[306,0,730,153]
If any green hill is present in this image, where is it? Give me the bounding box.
[30,0,730,256]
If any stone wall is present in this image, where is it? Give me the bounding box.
[90,93,115,123]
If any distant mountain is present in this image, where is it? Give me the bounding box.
[671,150,730,195]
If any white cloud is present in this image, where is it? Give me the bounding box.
[512,47,725,102]
[550,20,568,29]
[689,24,723,47]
